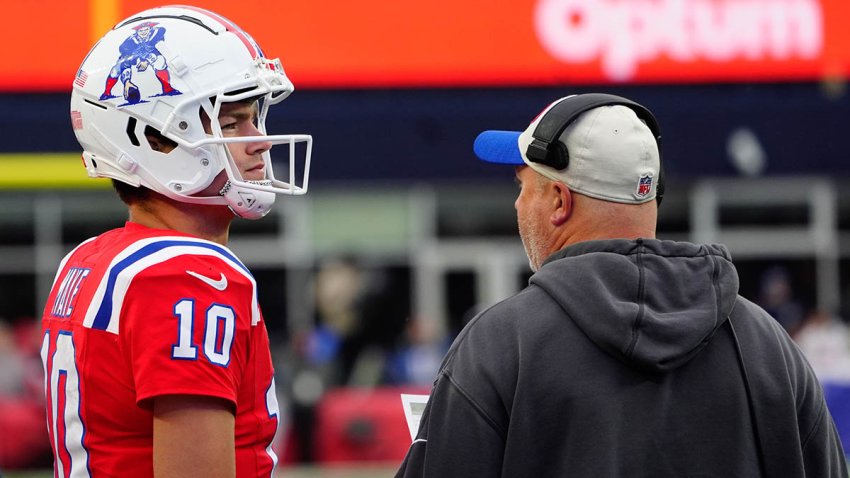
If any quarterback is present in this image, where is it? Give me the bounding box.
[41,5,311,477]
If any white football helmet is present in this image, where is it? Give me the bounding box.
[70,5,312,219]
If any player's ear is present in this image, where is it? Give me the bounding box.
[550,181,572,226]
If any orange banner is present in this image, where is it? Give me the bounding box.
[2,0,847,91]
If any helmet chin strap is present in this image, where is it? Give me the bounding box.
[219,179,276,219]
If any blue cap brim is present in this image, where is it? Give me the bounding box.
[473,131,524,165]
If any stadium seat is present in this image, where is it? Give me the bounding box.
[313,387,429,463]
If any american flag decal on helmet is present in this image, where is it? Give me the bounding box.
[74,70,88,88]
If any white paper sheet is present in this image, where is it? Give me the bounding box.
[400,393,430,440]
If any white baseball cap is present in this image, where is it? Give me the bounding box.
[473,95,661,204]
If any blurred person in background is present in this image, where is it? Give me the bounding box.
[0,318,50,469]
[309,256,370,385]
[285,257,366,462]
[396,93,847,477]
[41,6,311,477]
[285,257,413,462]
[758,265,806,336]
[795,310,850,383]
[383,316,449,387]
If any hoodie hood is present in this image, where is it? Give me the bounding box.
[530,238,740,373]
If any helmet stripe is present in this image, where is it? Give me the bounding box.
[180,6,260,59]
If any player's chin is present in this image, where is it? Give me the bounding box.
[242,170,267,182]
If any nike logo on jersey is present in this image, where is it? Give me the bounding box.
[186,270,228,291]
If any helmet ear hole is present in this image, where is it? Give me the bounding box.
[143,125,178,153]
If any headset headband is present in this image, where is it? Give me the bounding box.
[525,93,665,205]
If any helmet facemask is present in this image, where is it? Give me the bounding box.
[157,75,310,218]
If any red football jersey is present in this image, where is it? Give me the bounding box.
[40,222,280,477]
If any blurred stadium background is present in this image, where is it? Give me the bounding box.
[1,0,849,475]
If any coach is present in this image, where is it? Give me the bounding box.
[395,94,847,477]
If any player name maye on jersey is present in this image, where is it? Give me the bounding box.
[51,267,91,318]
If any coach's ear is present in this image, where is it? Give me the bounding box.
[550,181,572,226]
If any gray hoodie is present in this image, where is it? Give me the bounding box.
[397,238,846,477]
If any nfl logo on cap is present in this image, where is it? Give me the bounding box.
[636,174,653,198]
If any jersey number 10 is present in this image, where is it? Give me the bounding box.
[171,298,236,366]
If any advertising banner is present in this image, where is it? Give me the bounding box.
[1,0,847,91]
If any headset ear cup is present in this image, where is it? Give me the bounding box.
[548,142,569,170]
[526,138,552,165]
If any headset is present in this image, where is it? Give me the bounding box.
[524,93,665,206]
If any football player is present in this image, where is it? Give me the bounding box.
[41,5,311,477]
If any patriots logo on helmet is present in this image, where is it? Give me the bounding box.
[636,174,653,198]
[99,21,182,105]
